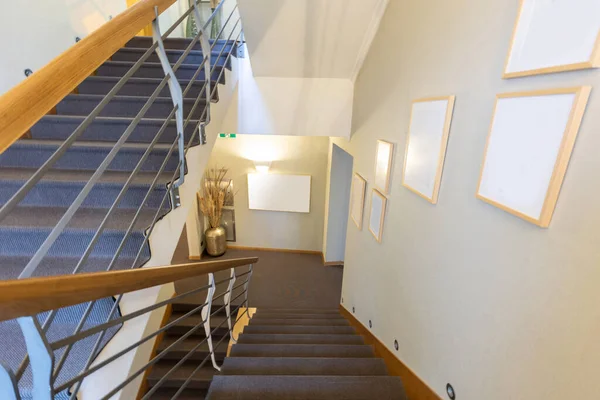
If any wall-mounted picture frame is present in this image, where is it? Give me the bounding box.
[374,140,394,194]
[350,173,367,230]
[368,189,387,243]
[476,87,591,227]
[503,0,600,78]
[402,95,455,204]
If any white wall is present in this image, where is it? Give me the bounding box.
[0,0,127,95]
[323,143,353,262]
[338,1,600,399]
[187,134,329,255]
[238,0,388,80]
[79,55,240,400]
[221,57,354,138]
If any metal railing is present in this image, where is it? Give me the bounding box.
[0,0,244,398]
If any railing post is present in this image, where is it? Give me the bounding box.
[245,264,253,311]
[193,0,212,146]
[224,267,237,342]
[0,362,20,400]
[201,273,220,371]
[152,6,186,206]
[17,317,54,400]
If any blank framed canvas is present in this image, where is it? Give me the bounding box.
[503,0,600,78]
[247,173,311,213]
[350,173,367,230]
[402,96,456,204]
[368,189,387,243]
[374,140,394,194]
[477,87,591,227]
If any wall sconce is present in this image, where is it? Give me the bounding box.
[254,160,271,173]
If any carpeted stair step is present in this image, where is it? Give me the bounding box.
[149,387,206,400]
[166,312,230,337]
[220,357,388,376]
[254,308,341,315]
[0,169,172,209]
[237,334,364,345]
[206,376,408,400]
[242,325,356,335]
[78,76,217,100]
[0,254,147,279]
[96,61,225,83]
[248,318,350,326]
[172,301,243,314]
[0,140,179,172]
[125,37,236,53]
[147,360,218,390]
[111,48,232,68]
[251,312,345,320]
[56,94,207,120]
[229,344,375,358]
[157,335,228,361]
[30,115,200,145]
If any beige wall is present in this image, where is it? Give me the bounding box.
[198,134,329,252]
[335,1,600,399]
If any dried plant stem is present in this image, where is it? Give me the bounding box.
[198,166,232,229]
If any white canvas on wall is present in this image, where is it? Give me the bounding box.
[350,173,367,230]
[368,189,387,242]
[504,0,600,78]
[402,96,455,204]
[477,87,591,227]
[374,140,394,194]
[247,173,311,213]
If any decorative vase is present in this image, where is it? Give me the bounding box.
[205,226,227,256]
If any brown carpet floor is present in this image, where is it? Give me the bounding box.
[171,229,343,309]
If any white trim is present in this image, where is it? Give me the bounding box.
[351,0,390,82]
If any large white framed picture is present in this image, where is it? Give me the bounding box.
[476,87,591,227]
[402,96,455,204]
[503,0,600,78]
[350,173,367,230]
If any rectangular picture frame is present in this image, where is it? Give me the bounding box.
[368,189,387,243]
[476,87,591,227]
[374,140,394,195]
[503,0,600,78]
[350,173,367,230]
[402,95,455,204]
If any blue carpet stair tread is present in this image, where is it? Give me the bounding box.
[125,37,236,52]
[78,76,217,100]
[55,94,207,120]
[96,60,225,82]
[30,115,200,144]
[113,47,232,65]
[220,357,389,376]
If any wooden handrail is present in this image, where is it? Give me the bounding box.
[0,0,176,154]
[0,257,258,322]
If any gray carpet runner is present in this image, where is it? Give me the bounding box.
[207,308,407,400]
[0,37,234,398]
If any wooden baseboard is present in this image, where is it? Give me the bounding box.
[227,245,322,256]
[339,305,441,400]
[136,298,174,400]
[324,261,344,267]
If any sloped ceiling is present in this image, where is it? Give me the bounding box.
[238,0,388,79]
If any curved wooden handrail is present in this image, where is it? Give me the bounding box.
[0,0,176,154]
[0,257,258,322]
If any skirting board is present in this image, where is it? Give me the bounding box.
[339,305,441,400]
[324,261,344,267]
[227,245,323,256]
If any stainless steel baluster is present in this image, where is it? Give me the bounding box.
[201,273,220,371]
[244,264,253,313]
[152,6,186,207]
[224,267,237,343]
[0,362,20,400]
[17,317,54,400]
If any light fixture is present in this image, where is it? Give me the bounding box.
[254,160,271,173]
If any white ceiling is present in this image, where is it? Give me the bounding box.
[238,0,388,79]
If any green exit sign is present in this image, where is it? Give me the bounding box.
[219,133,237,138]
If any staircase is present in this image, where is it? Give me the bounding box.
[0,35,236,398]
[151,305,407,399]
